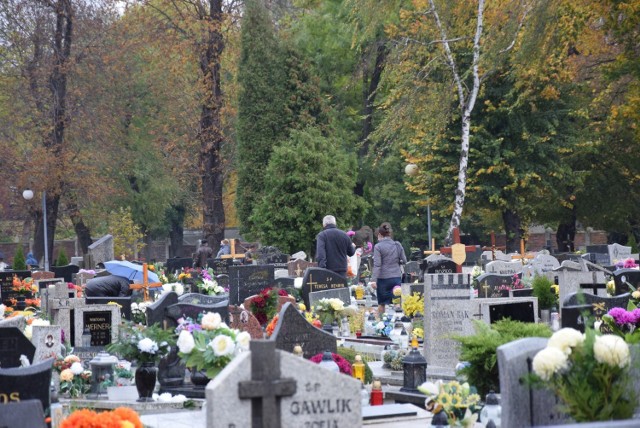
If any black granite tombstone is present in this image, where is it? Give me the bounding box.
[86,296,132,320]
[404,261,421,282]
[271,302,337,359]
[300,268,348,308]
[51,264,80,283]
[165,257,194,274]
[427,259,457,274]
[178,293,229,305]
[0,327,36,368]
[228,265,275,305]
[476,273,514,298]
[253,246,287,265]
[211,258,233,275]
[488,301,535,323]
[612,269,640,296]
[0,271,31,306]
[216,274,229,288]
[561,304,592,332]
[83,310,113,346]
[0,358,53,421]
[510,288,534,298]
[562,291,631,316]
[145,291,179,327]
[274,277,295,290]
[0,399,47,428]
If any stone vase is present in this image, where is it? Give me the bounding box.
[135,362,157,402]
[540,309,550,324]
[190,369,211,386]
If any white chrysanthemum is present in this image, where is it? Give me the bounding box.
[294,278,303,289]
[174,284,184,296]
[177,330,195,354]
[201,312,222,330]
[138,338,159,354]
[210,335,235,356]
[70,362,84,375]
[158,392,173,402]
[236,331,251,351]
[162,283,173,292]
[594,334,630,368]
[532,347,569,381]
[171,394,187,403]
[547,328,584,355]
[329,299,344,311]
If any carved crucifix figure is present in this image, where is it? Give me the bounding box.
[128,263,162,302]
[238,340,297,428]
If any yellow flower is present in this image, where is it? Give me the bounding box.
[413,328,424,339]
[329,299,344,311]
[298,303,306,312]
[60,369,74,382]
[148,265,155,271]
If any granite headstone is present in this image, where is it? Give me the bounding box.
[272,302,337,359]
[228,265,275,306]
[0,327,35,368]
[300,268,348,308]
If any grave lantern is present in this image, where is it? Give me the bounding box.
[89,351,118,396]
[318,351,339,372]
[400,338,427,393]
[480,390,501,428]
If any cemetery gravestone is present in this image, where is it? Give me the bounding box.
[404,261,421,282]
[427,259,457,274]
[0,271,31,306]
[609,243,632,265]
[561,304,592,332]
[586,245,610,265]
[287,259,317,278]
[272,302,337,359]
[562,292,630,324]
[216,274,229,289]
[484,260,522,275]
[308,288,352,310]
[229,306,264,339]
[613,269,640,296]
[253,246,287,265]
[274,277,295,290]
[145,291,179,327]
[531,254,560,273]
[475,273,514,298]
[178,293,229,305]
[228,265,275,306]
[87,234,114,267]
[206,340,361,428]
[35,278,64,292]
[423,273,475,374]
[211,258,233,275]
[165,257,194,274]
[32,325,62,363]
[86,296,132,321]
[0,359,54,425]
[485,300,536,323]
[0,315,26,331]
[31,271,55,281]
[164,300,229,329]
[51,264,80,283]
[0,400,47,428]
[0,327,35,368]
[300,268,348,308]
[555,271,607,308]
[73,305,121,347]
[497,338,570,427]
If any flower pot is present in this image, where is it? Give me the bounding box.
[107,385,138,401]
[135,362,158,402]
[190,369,211,387]
[540,309,550,324]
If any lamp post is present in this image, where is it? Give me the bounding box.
[405,164,432,250]
[22,189,49,271]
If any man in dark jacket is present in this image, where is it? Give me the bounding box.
[315,215,356,277]
[194,239,214,268]
[85,275,131,297]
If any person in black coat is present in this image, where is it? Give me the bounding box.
[85,275,132,297]
[315,215,356,277]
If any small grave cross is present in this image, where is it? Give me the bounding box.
[128,263,162,302]
[238,340,297,428]
[423,238,441,257]
[439,229,476,273]
[482,283,490,299]
[221,239,246,260]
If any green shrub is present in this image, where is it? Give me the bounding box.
[338,346,373,384]
[55,248,69,266]
[453,319,552,396]
[532,275,556,310]
[12,246,26,270]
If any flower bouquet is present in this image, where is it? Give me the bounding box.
[309,352,352,375]
[530,327,637,422]
[602,307,640,344]
[131,301,152,325]
[161,282,185,296]
[246,287,288,326]
[313,298,352,326]
[418,380,480,427]
[401,292,424,318]
[374,313,393,337]
[176,312,251,378]
[54,355,92,398]
[106,323,174,364]
[12,275,36,295]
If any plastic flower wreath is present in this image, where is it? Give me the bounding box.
[61,407,143,428]
[418,380,480,428]
[247,287,288,325]
[309,352,352,376]
[176,311,251,378]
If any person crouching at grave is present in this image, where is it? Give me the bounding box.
[216,239,231,258]
[369,222,407,316]
[85,275,132,297]
[316,215,356,277]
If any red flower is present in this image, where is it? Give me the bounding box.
[278,289,289,297]
[309,353,352,376]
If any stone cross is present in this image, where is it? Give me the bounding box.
[128,263,162,301]
[221,239,246,260]
[238,340,297,428]
[439,228,475,273]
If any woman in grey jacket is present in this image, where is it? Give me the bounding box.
[369,222,407,316]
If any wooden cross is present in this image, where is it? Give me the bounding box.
[128,263,162,302]
[481,232,506,261]
[511,239,535,266]
[439,228,476,273]
[221,239,246,260]
[423,238,440,257]
[238,340,297,428]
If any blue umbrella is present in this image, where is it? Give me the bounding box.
[104,260,160,283]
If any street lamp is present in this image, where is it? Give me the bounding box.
[405,164,432,250]
[22,189,49,271]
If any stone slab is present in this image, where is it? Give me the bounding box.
[272,302,337,358]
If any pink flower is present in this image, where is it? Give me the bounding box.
[608,307,636,325]
[623,258,639,269]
